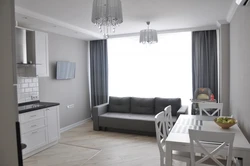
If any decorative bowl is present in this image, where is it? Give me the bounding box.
[214,117,237,129]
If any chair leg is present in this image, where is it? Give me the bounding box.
[160,154,165,166]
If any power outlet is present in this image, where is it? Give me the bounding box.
[31,96,38,100]
[67,104,74,109]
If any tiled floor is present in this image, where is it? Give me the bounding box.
[24,121,186,166]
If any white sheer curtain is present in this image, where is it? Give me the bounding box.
[108,32,192,104]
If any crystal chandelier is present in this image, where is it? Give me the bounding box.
[139,22,158,44]
[91,0,123,38]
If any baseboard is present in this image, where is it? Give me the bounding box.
[60,118,92,133]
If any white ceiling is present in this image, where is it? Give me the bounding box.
[15,0,234,40]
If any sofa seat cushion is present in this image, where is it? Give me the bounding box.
[155,98,181,116]
[108,96,130,113]
[99,113,155,132]
[99,112,177,133]
[130,97,155,114]
[100,112,155,121]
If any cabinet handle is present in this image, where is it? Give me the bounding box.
[30,115,36,118]
[31,131,38,134]
[31,125,37,128]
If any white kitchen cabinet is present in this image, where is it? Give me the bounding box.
[19,109,46,123]
[16,29,49,77]
[46,107,60,143]
[19,106,60,159]
[35,31,49,77]
[20,118,46,134]
[21,127,48,154]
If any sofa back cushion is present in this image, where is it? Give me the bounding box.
[131,97,155,114]
[155,98,181,116]
[108,97,131,113]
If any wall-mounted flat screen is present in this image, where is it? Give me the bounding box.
[56,61,76,80]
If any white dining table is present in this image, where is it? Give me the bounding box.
[165,115,250,166]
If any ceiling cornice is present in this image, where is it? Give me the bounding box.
[226,1,239,22]
[15,6,103,39]
[216,20,229,28]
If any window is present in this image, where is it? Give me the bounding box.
[108,32,192,104]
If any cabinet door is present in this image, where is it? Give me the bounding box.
[35,31,49,77]
[46,107,60,143]
[22,127,47,154]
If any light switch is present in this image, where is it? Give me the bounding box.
[67,104,74,109]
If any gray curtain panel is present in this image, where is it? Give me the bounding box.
[90,40,108,106]
[192,30,218,100]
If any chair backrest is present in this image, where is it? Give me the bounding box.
[189,129,235,166]
[155,112,167,153]
[199,103,223,116]
[164,106,173,135]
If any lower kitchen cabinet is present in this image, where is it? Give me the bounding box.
[19,106,60,159]
[47,107,60,143]
[22,127,47,155]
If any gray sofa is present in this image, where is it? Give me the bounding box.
[93,97,188,133]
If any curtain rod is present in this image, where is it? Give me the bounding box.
[109,25,219,39]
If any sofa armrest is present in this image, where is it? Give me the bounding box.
[92,103,109,131]
[177,105,188,119]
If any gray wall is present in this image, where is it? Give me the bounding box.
[39,33,91,129]
[0,0,19,165]
[230,6,250,141]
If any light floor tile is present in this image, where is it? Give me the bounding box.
[24,121,187,166]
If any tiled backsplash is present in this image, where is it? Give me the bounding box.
[17,77,39,103]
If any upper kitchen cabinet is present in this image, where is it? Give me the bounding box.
[34,31,49,77]
[16,28,49,77]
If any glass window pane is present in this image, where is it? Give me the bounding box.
[108,32,192,105]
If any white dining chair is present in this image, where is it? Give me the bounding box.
[189,129,235,166]
[199,103,223,116]
[155,110,190,166]
[163,106,173,135]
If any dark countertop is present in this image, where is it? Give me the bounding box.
[18,100,60,114]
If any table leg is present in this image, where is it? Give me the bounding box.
[165,142,172,166]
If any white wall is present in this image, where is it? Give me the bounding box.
[39,33,91,129]
[0,0,19,165]
[218,23,230,116]
[230,6,250,141]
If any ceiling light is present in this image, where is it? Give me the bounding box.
[91,0,123,38]
[139,22,158,44]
